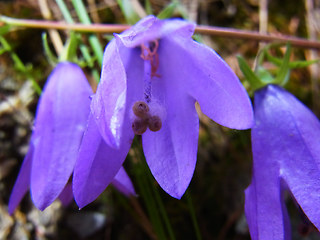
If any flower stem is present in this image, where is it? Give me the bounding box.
[148,170,176,240]
[185,190,203,240]
[1,15,320,49]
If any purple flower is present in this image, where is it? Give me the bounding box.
[9,62,135,213]
[73,16,254,208]
[245,84,320,239]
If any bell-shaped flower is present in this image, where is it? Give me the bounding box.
[245,84,320,240]
[73,16,254,208]
[8,62,135,213]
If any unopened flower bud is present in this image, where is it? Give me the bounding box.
[132,118,148,135]
[133,101,150,118]
[148,115,162,132]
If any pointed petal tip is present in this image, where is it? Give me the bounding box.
[31,183,66,211]
[169,190,184,200]
[32,198,49,211]
[74,197,90,210]
[8,202,16,216]
[73,185,92,209]
[161,184,187,200]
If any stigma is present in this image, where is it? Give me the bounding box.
[140,40,160,78]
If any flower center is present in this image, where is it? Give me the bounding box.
[132,41,162,135]
[131,101,162,135]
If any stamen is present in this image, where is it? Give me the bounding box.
[132,118,148,135]
[133,101,149,118]
[131,101,163,134]
[148,115,162,132]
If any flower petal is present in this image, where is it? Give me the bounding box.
[91,40,128,148]
[266,85,320,230]
[246,84,320,239]
[91,39,144,148]
[245,161,291,240]
[30,62,92,210]
[159,36,254,130]
[116,16,195,48]
[245,176,291,240]
[245,85,292,240]
[111,167,136,196]
[142,46,199,198]
[247,85,289,240]
[73,113,132,209]
[8,144,34,214]
[58,183,73,206]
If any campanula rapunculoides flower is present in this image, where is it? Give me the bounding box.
[9,62,135,213]
[73,16,254,208]
[245,84,320,240]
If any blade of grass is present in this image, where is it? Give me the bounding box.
[185,190,202,240]
[71,0,104,67]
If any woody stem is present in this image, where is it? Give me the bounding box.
[1,15,320,49]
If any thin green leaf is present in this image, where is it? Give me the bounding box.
[185,191,202,240]
[149,172,176,240]
[0,47,6,55]
[56,0,101,69]
[237,55,264,91]
[71,0,104,67]
[42,33,58,65]
[281,70,291,86]
[0,36,41,94]
[274,43,291,85]
[79,44,94,67]
[0,36,26,72]
[256,66,274,84]
[157,2,178,19]
[145,0,153,15]
[0,25,11,36]
[92,68,100,83]
[0,36,10,50]
[117,0,141,24]
[288,59,319,68]
[30,80,42,95]
[11,54,26,72]
[264,44,318,69]
[59,32,79,62]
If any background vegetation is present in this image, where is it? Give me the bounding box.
[0,0,319,239]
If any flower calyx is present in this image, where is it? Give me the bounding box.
[131,101,162,135]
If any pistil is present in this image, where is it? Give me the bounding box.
[132,40,162,135]
[140,40,160,103]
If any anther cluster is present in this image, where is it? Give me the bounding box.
[132,101,162,135]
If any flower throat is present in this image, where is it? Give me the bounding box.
[131,40,162,135]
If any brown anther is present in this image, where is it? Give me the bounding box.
[132,118,148,135]
[148,115,162,132]
[133,101,150,118]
